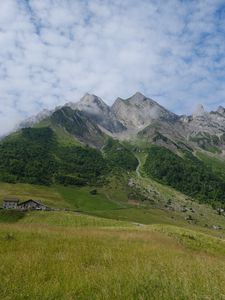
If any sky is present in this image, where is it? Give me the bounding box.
[0,0,225,135]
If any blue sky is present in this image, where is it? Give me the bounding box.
[0,0,225,135]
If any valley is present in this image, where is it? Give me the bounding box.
[1,92,225,299]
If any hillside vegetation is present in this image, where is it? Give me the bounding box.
[0,127,139,188]
[0,127,116,186]
[144,145,225,204]
[1,126,225,209]
[103,138,138,171]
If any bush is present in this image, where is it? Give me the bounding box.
[90,189,97,195]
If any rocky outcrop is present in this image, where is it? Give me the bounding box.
[111,92,178,131]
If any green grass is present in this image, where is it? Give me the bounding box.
[55,185,122,211]
[18,211,133,228]
[100,174,130,205]
[0,182,122,211]
[90,207,181,225]
[197,150,225,179]
[0,182,70,209]
[0,211,224,299]
[0,210,26,223]
[51,124,82,146]
[1,179,225,240]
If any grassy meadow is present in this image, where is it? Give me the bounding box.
[0,179,225,299]
[0,182,122,211]
[0,211,225,299]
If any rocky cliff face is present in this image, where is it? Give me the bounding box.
[186,107,225,136]
[179,105,225,150]
[18,92,225,152]
[51,106,106,148]
[111,92,178,131]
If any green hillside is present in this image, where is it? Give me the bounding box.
[0,127,109,186]
[1,125,225,212]
[1,180,225,237]
[103,138,138,171]
[144,145,225,205]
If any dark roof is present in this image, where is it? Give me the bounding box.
[3,197,19,202]
[18,199,46,206]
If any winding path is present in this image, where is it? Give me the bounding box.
[136,156,142,177]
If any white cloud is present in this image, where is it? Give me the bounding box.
[0,0,225,135]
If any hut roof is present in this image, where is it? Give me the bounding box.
[18,199,44,206]
[3,197,19,202]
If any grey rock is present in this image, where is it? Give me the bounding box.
[111,92,178,131]
[15,91,225,152]
[67,93,126,133]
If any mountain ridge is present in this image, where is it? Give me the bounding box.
[15,92,225,154]
[1,92,225,207]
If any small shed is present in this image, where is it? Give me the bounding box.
[18,199,49,211]
[3,198,19,209]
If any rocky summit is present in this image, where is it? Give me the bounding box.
[18,92,225,153]
[2,91,225,208]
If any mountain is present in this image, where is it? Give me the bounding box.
[1,92,225,208]
[50,106,106,148]
[112,92,178,130]
[15,92,225,152]
[66,93,126,134]
[179,105,225,152]
[65,92,225,152]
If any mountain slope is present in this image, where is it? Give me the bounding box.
[0,127,108,185]
[2,92,225,209]
[50,106,106,148]
[143,145,225,204]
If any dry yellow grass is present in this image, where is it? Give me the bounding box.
[0,211,224,300]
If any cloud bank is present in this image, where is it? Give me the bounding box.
[0,0,225,135]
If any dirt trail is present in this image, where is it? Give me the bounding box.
[136,157,142,177]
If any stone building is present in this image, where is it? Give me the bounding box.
[3,198,19,209]
[18,199,49,211]
[2,198,49,211]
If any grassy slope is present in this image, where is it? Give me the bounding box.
[0,211,224,300]
[1,141,225,234]
[1,140,225,298]
[0,182,121,211]
[1,180,225,240]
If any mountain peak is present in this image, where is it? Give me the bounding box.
[133,91,146,98]
[67,93,109,114]
[65,93,125,134]
[193,104,206,117]
[80,93,101,103]
[216,105,225,115]
[112,92,178,129]
[113,92,147,104]
[128,92,147,102]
